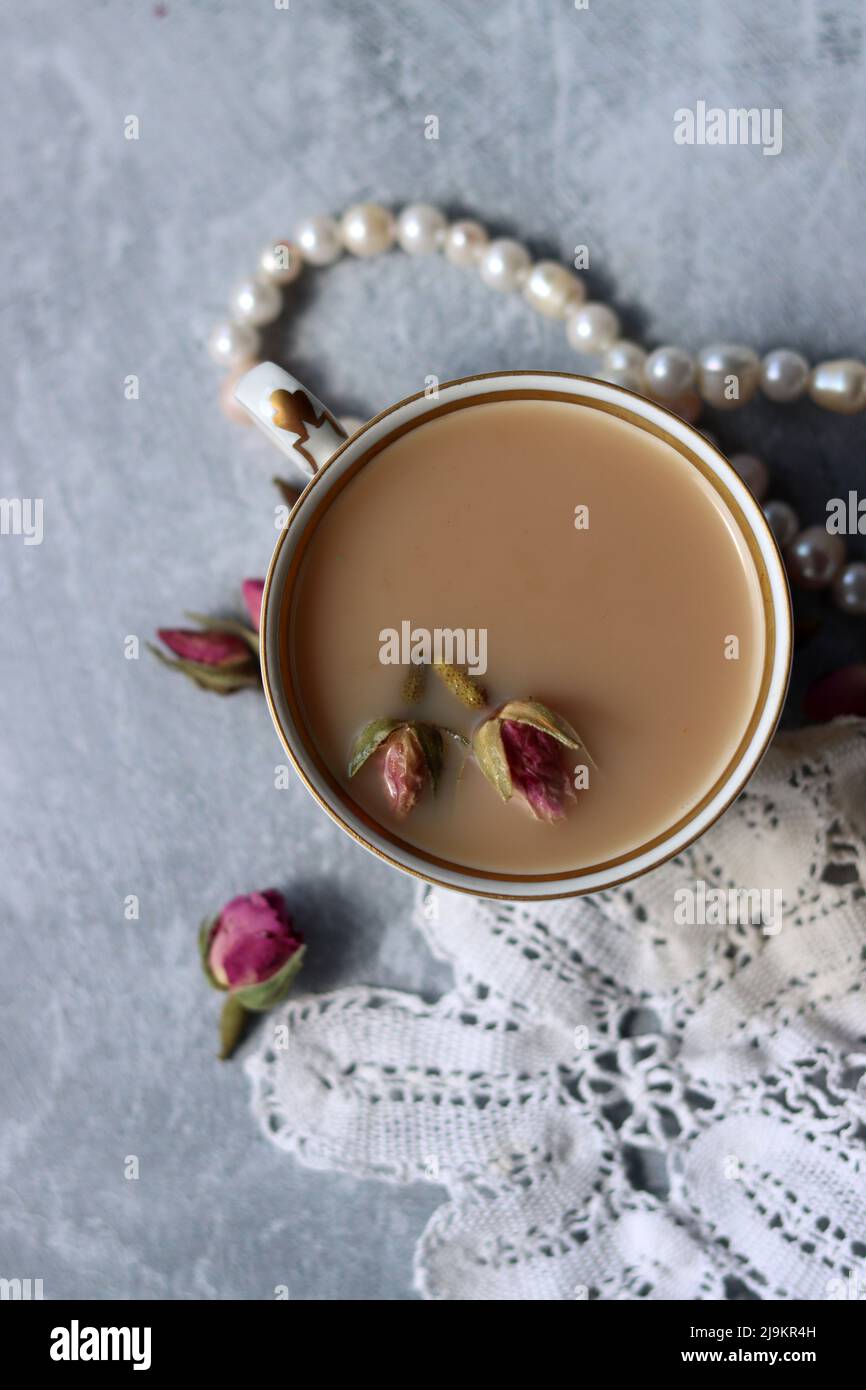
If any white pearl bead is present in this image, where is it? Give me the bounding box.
[785,526,846,590]
[644,346,695,399]
[760,348,809,403]
[444,219,488,267]
[295,214,342,266]
[809,359,866,415]
[729,452,769,501]
[523,261,585,318]
[340,202,396,257]
[396,203,446,254]
[207,320,260,367]
[478,238,531,292]
[833,562,866,616]
[603,341,646,377]
[565,302,620,352]
[762,499,799,548]
[257,239,303,285]
[228,276,282,327]
[697,344,760,409]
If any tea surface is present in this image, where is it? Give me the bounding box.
[289,398,766,875]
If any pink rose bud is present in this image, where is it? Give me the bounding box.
[804,663,866,723]
[348,719,445,817]
[500,718,575,823]
[207,890,303,990]
[152,609,259,693]
[157,628,251,668]
[242,578,265,633]
[201,890,305,1060]
[472,698,590,824]
[383,725,428,816]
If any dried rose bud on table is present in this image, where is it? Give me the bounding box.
[150,579,263,693]
[200,890,305,1059]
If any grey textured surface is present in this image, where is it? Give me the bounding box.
[1,0,864,1301]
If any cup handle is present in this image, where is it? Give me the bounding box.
[233,361,348,478]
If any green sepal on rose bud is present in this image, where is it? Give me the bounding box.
[230,944,306,1013]
[410,722,445,793]
[214,947,307,1060]
[148,644,260,693]
[219,996,249,1061]
[199,917,226,991]
[347,718,405,778]
[497,699,588,753]
[472,716,514,801]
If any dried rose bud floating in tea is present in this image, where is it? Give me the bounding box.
[473,699,588,823]
[289,398,765,875]
[348,719,445,817]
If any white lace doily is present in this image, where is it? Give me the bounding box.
[246,719,866,1300]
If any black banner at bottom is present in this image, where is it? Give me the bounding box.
[5,1295,860,1373]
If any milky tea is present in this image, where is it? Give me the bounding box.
[287,396,766,877]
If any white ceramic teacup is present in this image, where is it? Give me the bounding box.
[235,362,792,901]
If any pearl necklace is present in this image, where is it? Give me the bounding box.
[206,201,866,619]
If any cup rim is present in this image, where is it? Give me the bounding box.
[260,369,793,900]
